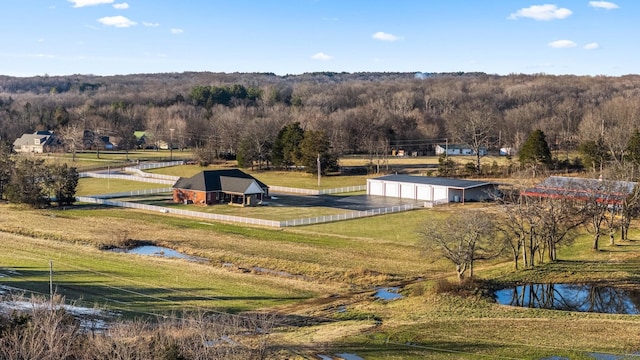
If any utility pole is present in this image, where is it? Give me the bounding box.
[317,153,321,187]
[169,128,175,162]
[49,260,54,309]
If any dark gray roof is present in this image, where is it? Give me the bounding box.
[173,169,268,194]
[370,175,493,189]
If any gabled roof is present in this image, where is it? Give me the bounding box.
[173,169,268,194]
[13,131,56,147]
[522,176,638,204]
[369,175,493,189]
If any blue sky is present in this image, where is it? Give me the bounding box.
[0,1,636,77]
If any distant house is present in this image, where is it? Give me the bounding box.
[499,147,515,156]
[367,175,498,204]
[134,131,156,149]
[172,169,269,207]
[13,130,61,153]
[435,144,487,156]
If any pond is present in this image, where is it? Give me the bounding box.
[374,287,403,301]
[495,283,640,314]
[111,245,207,263]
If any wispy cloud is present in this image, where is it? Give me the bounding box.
[548,39,577,48]
[372,31,401,42]
[68,0,113,8]
[311,52,334,61]
[35,54,55,59]
[98,16,136,28]
[143,22,159,27]
[509,4,572,20]
[170,28,184,34]
[589,1,619,10]
[113,2,129,9]
[584,42,600,50]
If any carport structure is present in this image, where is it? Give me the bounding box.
[367,175,497,204]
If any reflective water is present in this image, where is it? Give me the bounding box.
[495,283,640,314]
[375,287,403,301]
[112,245,207,262]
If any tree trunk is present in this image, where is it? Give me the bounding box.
[592,233,600,250]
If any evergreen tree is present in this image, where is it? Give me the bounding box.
[5,158,51,208]
[519,130,552,168]
[0,143,13,200]
[579,137,610,173]
[272,122,304,168]
[297,130,338,175]
[626,129,640,166]
[50,163,78,206]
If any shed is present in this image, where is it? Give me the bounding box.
[172,169,269,206]
[435,144,487,156]
[367,175,498,203]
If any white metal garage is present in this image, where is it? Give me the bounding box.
[367,175,497,204]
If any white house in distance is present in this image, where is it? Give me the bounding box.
[435,144,487,156]
[13,130,60,153]
[367,175,498,204]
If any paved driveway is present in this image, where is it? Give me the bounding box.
[265,193,424,211]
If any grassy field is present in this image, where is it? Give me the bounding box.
[3,158,640,358]
[76,178,170,196]
[147,164,371,189]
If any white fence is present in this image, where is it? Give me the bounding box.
[269,185,366,195]
[76,196,282,227]
[80,172,176,185]
[75,196,417,228]
[126,161,185,170]
[89,188,173,199]
[124,168,180,181]
[279,204,416,227]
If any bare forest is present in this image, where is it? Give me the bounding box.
[2,71,640,168]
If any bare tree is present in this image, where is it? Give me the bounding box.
[446,101,497,174]
[420,210,501,281]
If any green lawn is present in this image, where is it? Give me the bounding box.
[76,178,169,196]
[148,165,370,189]
[0,232,317,316]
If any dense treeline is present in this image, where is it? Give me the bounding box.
[2,72,640,171]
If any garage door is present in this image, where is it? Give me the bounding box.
[416,186,432,201]
[368,180,384,196]
[385,182,400,197]
[400,183,415,199]
[433,186,448,201]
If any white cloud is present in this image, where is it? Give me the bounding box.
[311,52,334,61]
[68,0,113,8]
[548,39,577,48]
[98,16,136,28]
[113,3,129,9]
[170,28,184,34]
[508,4,572,20]
[143,22,159,27]
[584,42,600,50]
[35,54,55,59]
[372,31,400,42]
[589,1,619,9]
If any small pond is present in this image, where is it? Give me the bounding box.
[375,287,403,301]
[495,283,640,314]
[111,246,207,263]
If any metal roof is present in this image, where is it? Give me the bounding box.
[369,175,493,189]
[522,176,637,204]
